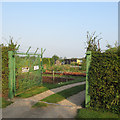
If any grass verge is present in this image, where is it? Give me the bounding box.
[76,108,119,119]
[1,98,13,108]
[41,84,85,103]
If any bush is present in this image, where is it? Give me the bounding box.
[2,45,9,97]
[88,51,120,114]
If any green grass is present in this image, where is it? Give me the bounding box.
[42,94,65,103]
[76,108,119,119]
[17,76,85,98]
[32,102,48,108]
[16,86,48,98]
[41,84,85,103]
[1,98,13,108]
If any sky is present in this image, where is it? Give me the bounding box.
[2,2,118,58]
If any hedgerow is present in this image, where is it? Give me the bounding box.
[88,51,120,114]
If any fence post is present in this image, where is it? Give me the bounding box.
[40,48,43,84]
[8,51,15,99]
[85,51,92,107]
[53,70,54,83]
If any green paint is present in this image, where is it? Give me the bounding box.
[26,46,31,54]
[8,51,14,99]
[13,53,16,94]
[85,51,92,107]
[34,48,39,55]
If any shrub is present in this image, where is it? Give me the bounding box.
[88,51,120,114]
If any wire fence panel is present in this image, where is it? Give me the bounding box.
[7,48,45,97]
[15,53,42,95]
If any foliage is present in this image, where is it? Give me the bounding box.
[105,47,118,54]
[46,64,83,72]
[88,51,120,114]
[81,58,86,70]
[76,108,118,118]
[118,45,120,56]
[86,31,102,52]
[1,39,19,98]
[43,56,60,67]
[106,41,120,56]
[51,55,59,64]
[43,58,52,66]
[70,62,78,66]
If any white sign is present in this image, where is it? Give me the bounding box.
[22,67,29,73]
[34,65,39,70]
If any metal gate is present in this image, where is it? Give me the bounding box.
[8,47,45,99]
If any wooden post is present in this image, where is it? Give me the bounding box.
[85,51,92,107]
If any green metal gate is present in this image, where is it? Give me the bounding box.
[8,47,45,99]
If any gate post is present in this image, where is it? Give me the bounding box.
[85,51,92,107]
[8,51,15,99]
[13,53,16,94]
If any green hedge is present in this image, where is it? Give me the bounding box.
[2,45,9,97]
[88,51,120,114]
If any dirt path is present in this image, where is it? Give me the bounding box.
[2,82,85,118]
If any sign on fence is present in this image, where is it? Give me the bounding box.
[22,67,29,73]
[34,65,39,70]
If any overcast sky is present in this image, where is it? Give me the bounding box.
[2,2,118,58]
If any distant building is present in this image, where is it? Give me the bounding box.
[64,58,83,65]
